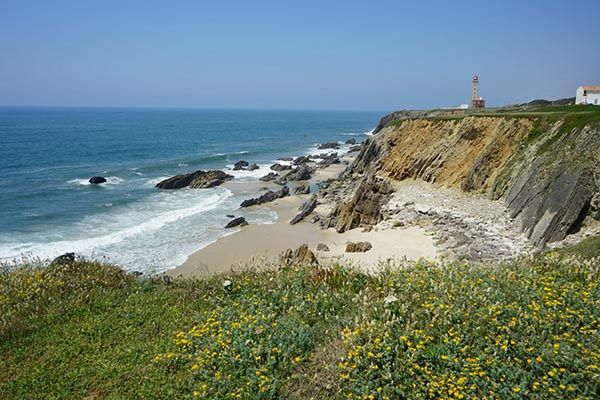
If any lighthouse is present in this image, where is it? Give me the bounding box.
[471,75,485,108]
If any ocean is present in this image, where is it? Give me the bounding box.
[0,108,382,272]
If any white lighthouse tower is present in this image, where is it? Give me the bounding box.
[471,75,485,108]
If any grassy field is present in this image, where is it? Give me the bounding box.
[1,246,599,399]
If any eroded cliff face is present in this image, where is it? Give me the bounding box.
[336,114,600,246]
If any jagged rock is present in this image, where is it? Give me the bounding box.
[316,243,330,252]
[156,170,234,189]
[349,145,362,152]
[293,184,310,195]
[286,165,312,181]
[247,163,259,171]
[233,160,249,170]
[293,156,310,165]
[240,186,290,207]
[318,142,340,150]
[290,195,317,225]
[226,214,236,218]
[345,241,372,252]
[330,176,394,233]
[270,163,292,172]
[277,157,294,161]
[50,252,76,266]
[225,217,248,228]
[259,172,279,182]
[280,244,318,266]
[89,176,106,184]
[345,138,357,145]
[318,154,340,167]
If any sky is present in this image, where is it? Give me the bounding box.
[0,0,598,111]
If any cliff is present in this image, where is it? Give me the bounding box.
[334,105,600,246]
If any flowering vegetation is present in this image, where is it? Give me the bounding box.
[1,248,599,399]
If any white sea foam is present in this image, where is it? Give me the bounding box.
[340,129,374,136]
[67,176,124,186]
[178,163,188,167]
[224,163,272,180]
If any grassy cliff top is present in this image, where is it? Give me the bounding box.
[1,238,599,399]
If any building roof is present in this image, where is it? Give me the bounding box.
[582,85,600,92]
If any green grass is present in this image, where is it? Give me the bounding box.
[1,253,599,399]
[554,235,600,260]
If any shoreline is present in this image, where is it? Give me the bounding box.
[168,156,439,277]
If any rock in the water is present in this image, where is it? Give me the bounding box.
[277,157,294,161]
[348,144,362,152]
[270,163,292,172]
[293,155,310,165]
[226,214,236,218]
[233,160,249,171]
[280,244,318,266]
[345,241,372,252]
[345,138,357,145]
[316,243,330,252]
[225,216,248,228]
[247,163,259,171]
[290,195,317,225]
[89,176,107,184]
[240,186,290,207]
[293,184,310,195]
[318,142,340,150]
[318,154,340,167]
[286,165,312,181]
[51,252,76,266]
[259,172,279,182]
[156,170,234,189]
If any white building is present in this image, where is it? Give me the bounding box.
[575,85,600,105]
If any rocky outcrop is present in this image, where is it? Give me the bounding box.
[225,217,248,228]
[328,176,394,233]
[233,160,249,170]
[270,163,292,172]
[293,156,310,165]
[345,241,372,252]
[293,184,310,195]
[247,163,259,171]
[259,172,278,182]
[274,165,313,186]
[156,170,234,189]
[316,243,330,252]
[280,244,318,266]
[290,195,317,225]
[240,186,290,207]
[318,142,340,150]
[345,138,357,145]
[89,176,106,184]
[50,252,76,266]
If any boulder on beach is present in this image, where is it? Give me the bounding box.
[233,160,249,171]
[316,243,330,252]
[317,142,340,150]
[270,163,292,172]
[156,170,234,189]
[345,241,373,253]
[259,172,279,182]
[247,163,259,171]
[290,195,317,225]
[286,165,313,181]
[293,184,310,195]
[280,244,318,266]
[277,156,294,161]
[225,216,248,228]
[89,176,107,184]
[317,153,340,167]
[293,155,310,165]
[348,144,362,152]
[240,186,290,207]
[345,138,357,145]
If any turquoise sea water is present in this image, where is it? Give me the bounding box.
[0,108,381,272]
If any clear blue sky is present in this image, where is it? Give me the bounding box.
[0,0,598,110]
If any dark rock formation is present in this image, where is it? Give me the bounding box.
[226,214,236,218]
[277,157,294,161]
[318,154,340,167]
[293,184,310,195]
[89,176,106,184]
[240,186,290,207]
[280,244,318,266]
[316,243,330,252]
[290,195,317,225]
[293,156,310,165]
[225,216,248,228]
[270,163,292,172]
[286,165,312,181]
[247,163,259,171]
[345,241,372,252]
[233,160,249,171]
[259,172,279,182]
[156,170,234,189]
[345,138,357,145]
[318,142,340,150]
[329,176,393,233]
[348,145,362,152]
[50,252,76,266]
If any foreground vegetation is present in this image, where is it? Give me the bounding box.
[1,246,599,399]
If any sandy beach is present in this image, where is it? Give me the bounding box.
[168,159,438,277]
